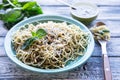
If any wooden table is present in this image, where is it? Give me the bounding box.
[0,0,120,80]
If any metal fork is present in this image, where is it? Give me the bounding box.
[98,39,112,80]
[94,22,112,80]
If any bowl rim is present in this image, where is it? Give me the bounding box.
[4,14,94,73]
[70,2,99,19]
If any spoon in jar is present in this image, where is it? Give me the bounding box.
[95,22,112,80]
[56,0,76,10]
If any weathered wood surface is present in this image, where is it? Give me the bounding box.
[0,57,120,80]
[38,0,120,6]
[0,0,120,80]
[42,6,120,20]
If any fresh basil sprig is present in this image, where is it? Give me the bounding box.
[0,0,43,29]
[21,29,47,50]
[2,9,22,22]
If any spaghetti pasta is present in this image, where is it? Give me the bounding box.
[12,21,89,69]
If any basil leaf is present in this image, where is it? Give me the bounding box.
[3,0,8,4]
[0,14,3,20]
[19,1,29,6]
[0,4,4,9]
[21,37,37,50]
[0,0,43,29]
[27,5,43,16]
[31,31,36,37]
[102,29,110,33]
[22,1,43,16]
[15,1,29,7]
[11,0,18,5]
[36,29,47,39]
[22,2,36,10]
[2,9,22,22]
[21,29,47,50]
[3,0,18,4]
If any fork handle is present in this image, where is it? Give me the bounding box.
[103,54,112,80]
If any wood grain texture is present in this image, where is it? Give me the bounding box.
[37,0,120,6]
[0,57,103,80]
[0,21,8,37]
[0,57,120,80]
[42,6,120,20]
